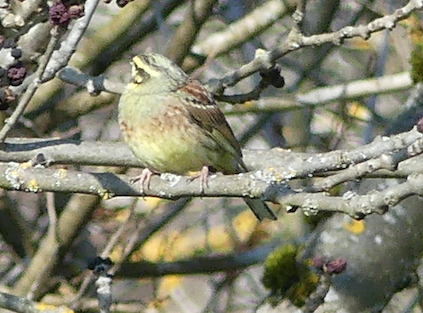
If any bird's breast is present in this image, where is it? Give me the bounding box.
[118,93,223,174]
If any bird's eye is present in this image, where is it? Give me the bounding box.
[132,66,150,84]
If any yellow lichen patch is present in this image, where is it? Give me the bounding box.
[26,179,41,192]
[9,170,20,177]
[344,219,365,235]
[99,190,114,200]
[19,161,33,169]
[58,168,68,179]
[266,167,284,182]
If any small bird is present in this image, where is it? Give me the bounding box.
[118,53,277,221]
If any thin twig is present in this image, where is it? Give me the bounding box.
[109,214,146,276]
[292,0,307,27]
[0,26,60,142]
[71,199,139,308]
[46,192,58,238]
[41,0,101,81]
[302,273,332,313]
[211,0,423,93]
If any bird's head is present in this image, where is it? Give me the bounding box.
[128,53,188,94]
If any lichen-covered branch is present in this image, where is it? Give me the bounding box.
[0,127,423,219]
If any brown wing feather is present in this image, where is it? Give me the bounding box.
[177,81,244,164]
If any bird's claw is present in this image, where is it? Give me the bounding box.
[188,166,209,194]
[130,168,154,194]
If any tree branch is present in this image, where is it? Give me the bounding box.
[211,0,423,93]
[0,128,422,218]
[117,240,282,277]
[0,290,71,313]
[0,126,422,170]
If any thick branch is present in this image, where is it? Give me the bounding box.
[117,240,282,278]
[0,128,422,219]
[1,160,423,219]
[0,127,422,171]
[0,162,282,199]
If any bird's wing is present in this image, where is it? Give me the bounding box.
[176,81,244,165]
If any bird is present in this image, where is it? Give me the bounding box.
[118,53,277,221]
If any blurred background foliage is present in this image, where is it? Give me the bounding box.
[0,0,423,312]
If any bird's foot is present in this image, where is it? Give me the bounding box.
[188,166,209,194]
[130,168,154,194]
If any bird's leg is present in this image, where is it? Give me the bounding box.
[188,165,209,193]
[130,168,154,194]
[198,165,209,193]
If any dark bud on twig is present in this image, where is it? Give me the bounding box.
[325,258,347,275]
[7,62,27,86]
[3,38,16,49]
[312,256,347,275]
[30,153,50,167]
[11,48,22,59]
[49,2,71,26]
[260,64,285,88]
[88,256,114,275]
[49,1,85,26]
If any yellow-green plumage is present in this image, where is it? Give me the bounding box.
[118,53,277,220]
[119,88,237,174]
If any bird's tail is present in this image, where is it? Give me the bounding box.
[243,197,277,221]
